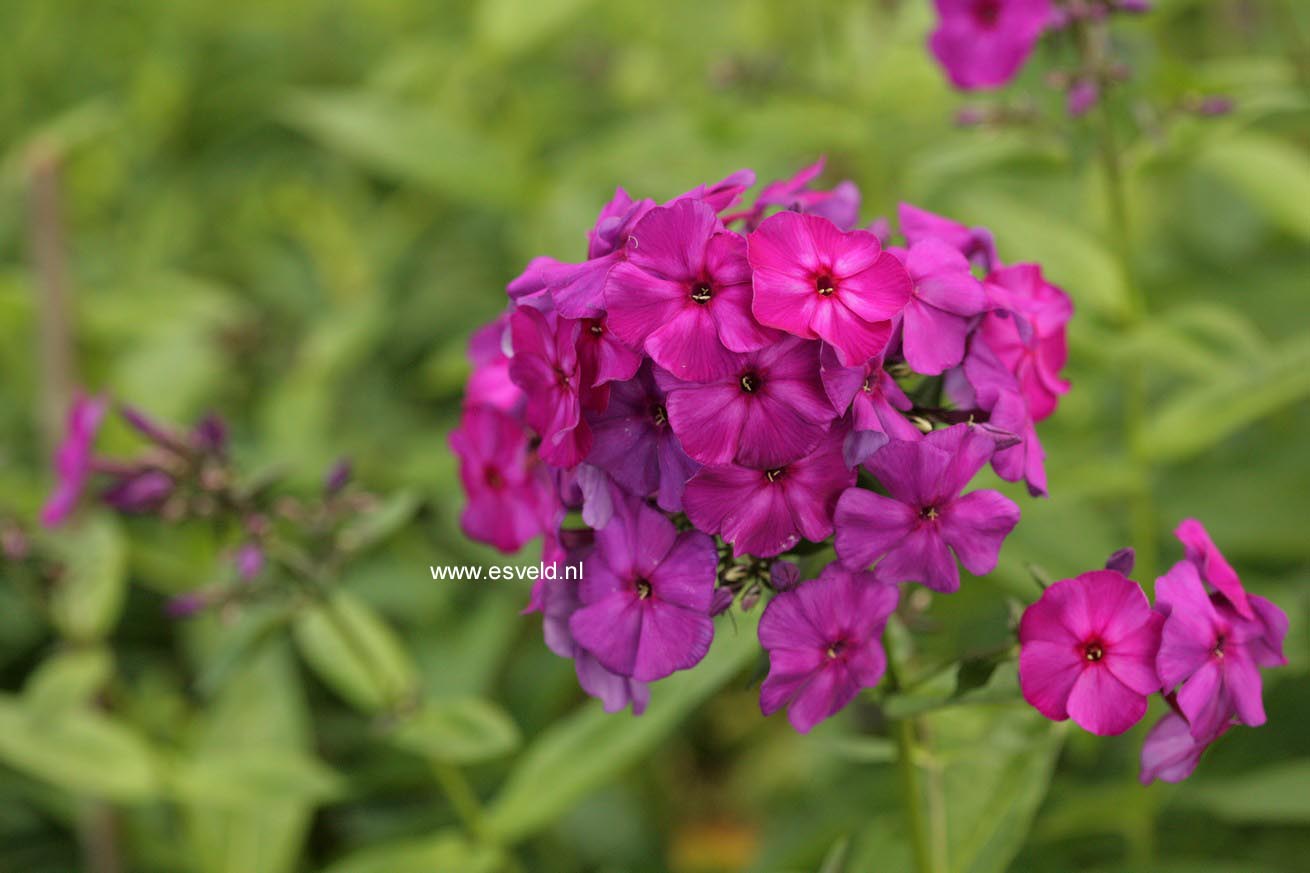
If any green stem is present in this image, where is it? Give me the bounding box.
[433,762,487,838]
[894,718,939,873]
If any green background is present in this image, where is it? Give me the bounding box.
[1,0,1307,870]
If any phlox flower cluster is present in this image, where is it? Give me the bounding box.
[1018,520,1288,784]
[452,160,1073,731]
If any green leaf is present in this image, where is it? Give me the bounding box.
[0,694,158,801]
[389,698,520,765]
[1178,759,1310,824]
[280,91,526,208]
[1138,333,1310,461]
[43,515,127,642]
[169,747,344,809]
[321,831,506,873]
[474,0,598,56]
[1197,133,1310,241]
[293,592,418,712]
[483,612,763,844]
[24,646,112,715]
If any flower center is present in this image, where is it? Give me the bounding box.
[765,468,785,483]
[1212,635,1226,660]
[862,376,874,393]
[920,505,939,520]
[1084,643,1104,662]
[690,282,713,304]
[815,274,836,297]
[483,465,505,489]
[826,640,846,659]
[740,372,760,393]
[651,404,668,427]
[635,578,653,600]
[555,366,571,388]
[587,320,604,336]
[971,0,1001,28]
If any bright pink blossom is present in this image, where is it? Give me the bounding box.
[749,212,912,367]
[978,263,1072,422]
[1175,518,1252,620]
[40,394,108,527]
[759,564,898,733]
[819,346,921,468]
[1019,570,1163,735]
[508,307,596,468]
[1139,711,1222,785]
[893,238,989,375]
[929,0,1054,91]
[899,203,999,272]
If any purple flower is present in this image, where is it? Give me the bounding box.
[235,542,264,581]
[465,314,524,414]
[545,189,657,319]
[929,0,1054,91]
[684,435,854,558]
[819,346,921,468]
[1174,518,1251,620]
[898,203,999,273]
[978,263,1072,422]
[41,394,109,527]
[657,337,835,469]
[526,530,650,713]
[191,414,228,456]
[1139,711,1221,785]
[576,315,642,388]
[1018,570,1163,735]
[449,405,557,553]
[165,591,209,619]
[1104,547,1136,575]
[728,158,861,232]
[673,168,756,214]
[893,238,989,375]
[585,363,699,512]
[102,469,174,514]
[508,307,596,468]
[834,425,1020,592]
[1155,561,1288,741]
[749,212,912,367]
[606,199,777,381]
[758,564,899,733]
[568,491,718,682]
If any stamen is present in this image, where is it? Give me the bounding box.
[765,468,785,482]
[652,404,668,427]
[635,578,652,600]
[920,506,939,520]
[1084,643,1104,662]
[690,282,713,304]
[816,275,836,296]
[740,373,758,393]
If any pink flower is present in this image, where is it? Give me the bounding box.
[819,346,922,468]
[978,263,1072,422]
[893,238,989,375]
[1139,711,1222,785]
[1018,570,1163,735]
[40,393,109,527]
[606,199,778,381]
[929,0,1054,91]
[684,435,854,558]
[569,490,718,682]
[449,405,557,553]
[1155,560,1288,742]
[545,189,655,318]
[657,337,835,469]
[759,564,898,733]
[898,203,999,272]
[748,212,912,367]
[728,158,861,232]
[834,425,1020,592]
[575,315,642,388]
[507,307,597,468]
[464,314,523,414]
[1174,518,1252,620]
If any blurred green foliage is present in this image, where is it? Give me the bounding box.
[1,0,1309,871]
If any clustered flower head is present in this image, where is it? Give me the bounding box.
[454,161,1075,730]
[1018,520,1288,784]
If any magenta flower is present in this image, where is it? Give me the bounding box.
[749,212,912,367]
[758,564,899,733]
[465,315,524,414]
[978,263,1072,422]
[657,337,835,469]
[1156,561,1288,741]
[449,405,557,553]
[949,334,1049,496]
[1175,518,1252,620]
[585,363,700,512]
[683,436,854,558]
[1139,711,1222,785]
[929,0,1054,91]
[899,203,999,272]
[568,491,718,682]
[819,346,921,467]
[673,168,756,214]
[102,470,174,514]
[1018,570,1163,735]
[833,425,1019,592]
[545,189,656,318]
[526,531,650,714]
[40,393,109,527]
[606,199,777,381]
[893,238,989,375]
[729,158,861,232]
[508,307,596,468]
[576,315,642,388]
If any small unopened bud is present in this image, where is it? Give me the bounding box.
[769,560,800,591]
[324,458,353,496]
[120,406,188,453]
[191,414,228,456]
[1067,78,1100,118]
[955,106,989,128]
[1197,96,1234,116]
[102,469,174,514]
[740,583,762,612]
[1104,547,1136,575]
[709,587,735,617]
[235,543,264,581]
[165,591,208,619]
